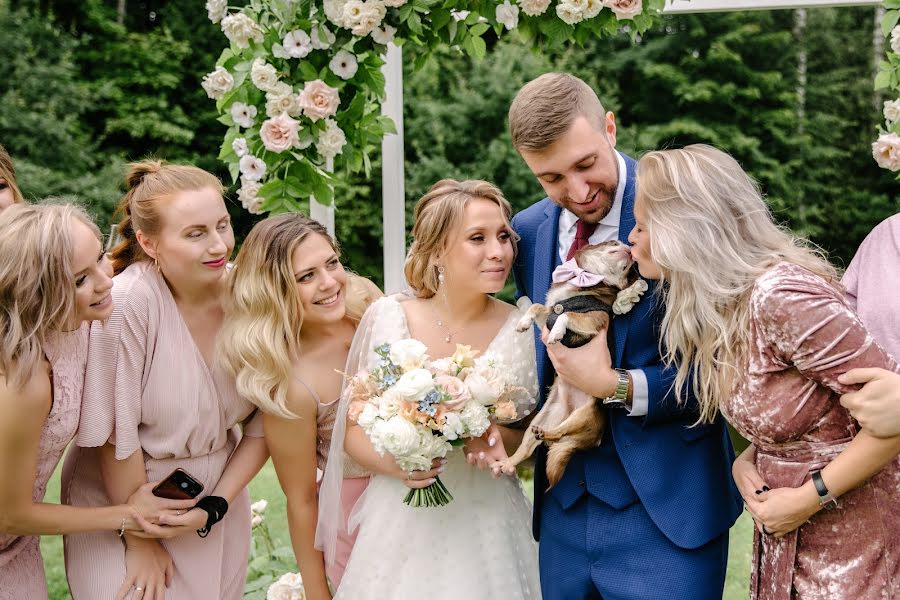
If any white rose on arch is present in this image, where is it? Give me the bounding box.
[330,50,359,80]
[282,29,313,58]
[372,24,396,45]
[230,102,257,128]
[884,99,900,125]
[518,0,551,17]
[496,1,520,30]
[205,0,227,24]
[238,177,263,214]
[556,0,586,25]
[201,67,233,100]
[221,12,264,49]
[892,25,900,55]
[298,80,340,122]
[239,155,267,181]
[872,132,900,171]
[251,58,281,93]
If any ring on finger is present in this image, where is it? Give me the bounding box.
[406,471,413,481]
[135,586,144,593]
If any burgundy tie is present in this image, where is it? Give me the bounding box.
[566,218,598,261]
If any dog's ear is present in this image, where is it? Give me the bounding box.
[596,311,611,331]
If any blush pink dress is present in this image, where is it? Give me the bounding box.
[0,325,88,600]
[60,261,264,600]
[724,263,900,600]
[298,378,368,590]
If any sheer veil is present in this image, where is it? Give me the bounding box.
[315,294,408,564]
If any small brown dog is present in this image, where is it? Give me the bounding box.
[495,240,648,487]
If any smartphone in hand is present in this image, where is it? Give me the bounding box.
[151,468,204,500]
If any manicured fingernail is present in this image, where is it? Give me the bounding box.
[762,486,770,492]
[755,489,762,495]
[427,478,436,484]
[489,437,497,447]
[438,466,445,473]
[440,458,448,465]
[478,452,486,460]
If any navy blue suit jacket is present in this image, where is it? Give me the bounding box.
[512,152,742,550]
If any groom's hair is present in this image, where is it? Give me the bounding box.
[508,73,606,153]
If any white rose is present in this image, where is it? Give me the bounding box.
[315,119,347,160]
[885,99,900,124]
[356,402,379,428]
[342,0,366,25]
[330,50,359,80]
[440,411,465,441]
[237,177,263,214]
[298,80,340,122]
[419,429,451,459]
[266,572,306,600]
[250,499,268,514]
[376,415,422,457]
[346,0,386,37]
[230,102,257,128]
[872,132,900,171]
[371,24,396,45]
[555,0,585,25]
[377,388,403,419]
[311,25,336,49]
[496,1,519,30]
[384,0,407,6]
[517,0,550,16]
[251,514,264,528]
[251,58,281,93]
[892,25,900,55]
[583,0,603,19]
[232,137,248,158]
[206,0,227,24]
[324,0,349,27]
[392,368,433,402]
[604,0,642,20]
[201,67,234,100]
[429,357,455,375]
[283,30,313,58]
[239,154,267,181]
[388,339,429,371]
[460,401,491,438]
[266,83,301,117]
[465,372,497,405]
[221,12,264,49]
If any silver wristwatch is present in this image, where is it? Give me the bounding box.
[602,368,631,409]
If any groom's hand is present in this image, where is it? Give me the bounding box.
[465,423,508,478]
[543,327,618,399]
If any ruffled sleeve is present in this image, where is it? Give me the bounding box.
[753,263,899,395]
[76,265,155,460]
[491,308,539,424]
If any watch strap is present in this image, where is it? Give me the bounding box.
[811,470,839,509]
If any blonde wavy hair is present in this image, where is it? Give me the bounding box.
[0,144,25,205]
[405,179,518,299]
[218,214,373,418]
[0,202,101,389]
[109,160,224,275]
[637,144,838,423]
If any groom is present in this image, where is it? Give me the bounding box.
[507,73,742,599]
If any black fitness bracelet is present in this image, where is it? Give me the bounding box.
[195,496,229,538]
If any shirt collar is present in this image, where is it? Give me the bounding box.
[560,151,626,232]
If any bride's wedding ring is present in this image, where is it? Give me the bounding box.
[135,587,144,592]
[407,471,413,481]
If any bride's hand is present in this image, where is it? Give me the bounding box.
[464,423,508,478]
[399,457,446,489]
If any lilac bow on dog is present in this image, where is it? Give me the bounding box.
[552,259,604,287]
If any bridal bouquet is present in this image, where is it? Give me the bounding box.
[346,339,529,507]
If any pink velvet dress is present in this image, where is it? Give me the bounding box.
[300,377,368,590]
[60,261,264,600]
[0,325,88,600]
[724,263,900,600]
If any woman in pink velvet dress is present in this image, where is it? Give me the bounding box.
[627,145,900,599]
[0,203,189,600]
[62,161,269,600]
[218,214,381,598]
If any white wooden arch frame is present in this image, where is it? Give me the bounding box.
[306,0,882,292]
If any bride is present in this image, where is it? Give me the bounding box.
[317,179,542,599]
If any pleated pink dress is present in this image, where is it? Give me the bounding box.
[60,261,263,600]
[0,325,88,600]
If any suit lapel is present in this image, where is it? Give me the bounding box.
[614,153,637,365]
[534,202,561,391]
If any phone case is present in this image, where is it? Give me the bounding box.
[152,468,204,499]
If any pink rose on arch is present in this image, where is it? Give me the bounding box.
[298,79,340,122]
[259,112,301,153]
[604,0,641,20]
[434,375,472,410]
[872,133,900,171]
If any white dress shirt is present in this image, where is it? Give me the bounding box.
[555,152,649,417]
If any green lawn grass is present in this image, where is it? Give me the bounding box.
[41,460,752,599]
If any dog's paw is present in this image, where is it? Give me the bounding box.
[515,314,534,333]
[531,425,545,440]
[492,459,517,477]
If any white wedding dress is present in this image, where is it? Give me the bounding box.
[319,294,543,600]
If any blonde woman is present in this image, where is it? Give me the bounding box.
[318,179,541,600]
[61,161,269,600]
[0,203,189,599]
[627,144,900,599]
[218,214,380,598]
[0,144,25,210]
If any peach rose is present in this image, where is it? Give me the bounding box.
[259,112,300,153]
[604,0,641,20]
[493,399,518,421]
[298,79,340,122]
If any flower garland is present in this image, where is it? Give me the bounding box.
[874,0,900,173]
[203,0,664,215]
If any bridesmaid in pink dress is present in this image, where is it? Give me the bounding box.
[627,145,900,599]
[62,161,269,600]
[218,214,381,599]
[0,203,189,600]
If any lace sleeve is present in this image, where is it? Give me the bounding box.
[315,295,406,565]
[485,308,539,425]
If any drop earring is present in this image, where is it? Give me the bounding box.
[437,265,445,286]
